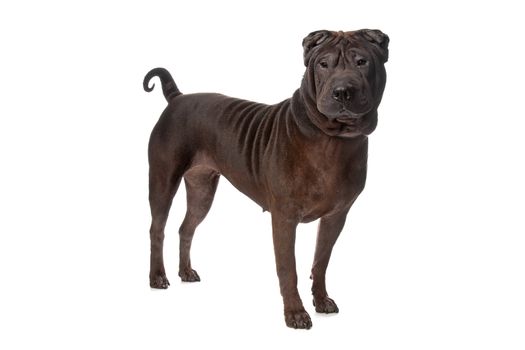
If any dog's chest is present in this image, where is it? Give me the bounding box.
[306,159,365,221]
[269,139,368,221]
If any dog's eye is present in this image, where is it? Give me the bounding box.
[356,58,368,67]
[319,61,328,68]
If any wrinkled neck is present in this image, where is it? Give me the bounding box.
[290,88,324,139]
[289,66,338,139]
[290,75,352,139]
[289,88,367,161]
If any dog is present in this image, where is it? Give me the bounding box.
[143,29,389,329]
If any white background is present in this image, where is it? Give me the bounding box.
[1,0,524,349]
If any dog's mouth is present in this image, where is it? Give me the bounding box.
[336,115,360,123]
[327,107,373,136]
[317,100,373,137]
[332,108,366,125]
[336,117,361,134]
[336,104,370,118]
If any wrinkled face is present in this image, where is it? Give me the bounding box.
[302,29,389,137]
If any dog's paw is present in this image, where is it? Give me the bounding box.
[285,309,313,329]
[150,274,170,289]
[313,296,339,313]
[179,268,201,282]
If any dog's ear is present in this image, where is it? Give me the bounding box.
[360,29,389,62]
[302,30,332,66]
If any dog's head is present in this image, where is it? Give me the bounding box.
[301,29,389,137]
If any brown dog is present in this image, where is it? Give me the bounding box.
[144,29,389,329]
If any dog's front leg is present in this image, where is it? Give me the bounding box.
[271,214,312,329]
[311,210,349,313]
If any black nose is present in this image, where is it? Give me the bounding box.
[332,85,354,103]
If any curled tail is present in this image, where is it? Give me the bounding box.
[143,67,181,101]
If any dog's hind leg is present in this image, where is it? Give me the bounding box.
[148,151,185,289]
[178,168,220,282]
